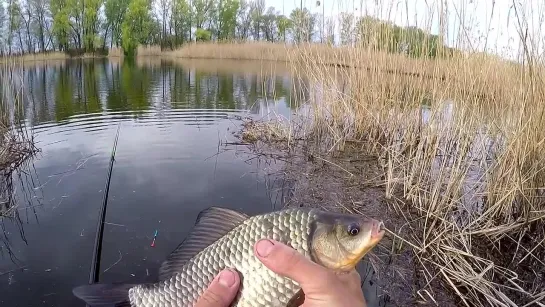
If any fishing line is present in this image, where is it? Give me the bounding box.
[89,123,121,285]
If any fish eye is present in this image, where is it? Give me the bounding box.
[347,223,360,236]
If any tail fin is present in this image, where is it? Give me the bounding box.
[73,283,135,307]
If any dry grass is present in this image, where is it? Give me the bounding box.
[276,43,545,306]
[136,45,163,57]
[163,41,294,61]
[0,52,68,63]
[0,62,38,216]
[108,47,124,57]
[136,57,291,77]
[201,18,545,306]
[0,51,108,64]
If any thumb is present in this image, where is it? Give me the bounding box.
[254,239,331,290]
[195,269,240,307]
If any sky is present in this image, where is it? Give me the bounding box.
[265,0,545,60]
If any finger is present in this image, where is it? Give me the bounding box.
[254,239,331,290]
[195,269,240,307]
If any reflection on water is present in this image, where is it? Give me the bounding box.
[20,58,298,126]
[0,58,301,307]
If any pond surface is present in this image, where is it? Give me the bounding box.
[0,58,299,307]
[0,58,386,307]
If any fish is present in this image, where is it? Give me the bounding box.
[73,206,385,307]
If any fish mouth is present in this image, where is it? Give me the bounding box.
[371,220,385,240]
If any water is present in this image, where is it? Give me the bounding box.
[0,58,298,306]
[0,58,387,307]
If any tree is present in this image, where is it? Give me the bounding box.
[193,0,213,29]
[355,16,447,58]
[235,0,251,40]
[50,0,71,51]
[29,0,50,52]
[171,0,191,45]
[290,8,315,43]
[195,27,211,41]
[324,16,335,45]
[0,1,5,53]
[69,0,84,49]
[121,0,153,56]
[339,12,354,46]
[276,14,290,42]
[172,0,193,46]
[260,6,277,42]
[156,0,172,49]
[7,0,23,54]
[249,0,264,40]
[104,0,129,48]
[83,0,103,51]
[216,0,239,40]
[20,0,34,52]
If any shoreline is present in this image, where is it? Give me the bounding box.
[235,105,545,306]
[235,118,458,306]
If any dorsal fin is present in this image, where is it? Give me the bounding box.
[158,206,249,280]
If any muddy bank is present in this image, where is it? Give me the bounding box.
[233,119,458,307]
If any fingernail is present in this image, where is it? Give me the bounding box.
[218,269,236,288]
[256,239,275,257]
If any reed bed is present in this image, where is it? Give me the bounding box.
[165,41,296,61]
[0,51,109,64]
[0,63,37,217]
[136,45,164,57]
[108,47,124,57]
[0,52,68,64]
[276,41,545,306]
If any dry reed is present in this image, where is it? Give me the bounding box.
[0,52,68,64]
[164,41,293,61]
[136,45,163,57]
[108,47,124,57]
[279,41,545,306]
[0,62,38,216]
[215,7,545,306]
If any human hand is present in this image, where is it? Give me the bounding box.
[195,269,241,307]
[254,239,367,307]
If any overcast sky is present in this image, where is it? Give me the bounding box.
[266,0,545,60]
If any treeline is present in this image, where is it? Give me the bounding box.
[0,0,455,57]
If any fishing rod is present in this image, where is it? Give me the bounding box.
[88,124,121,285]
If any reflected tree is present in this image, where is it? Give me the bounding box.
[54,65,76,121]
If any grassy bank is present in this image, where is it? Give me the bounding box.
[235,40,545,307]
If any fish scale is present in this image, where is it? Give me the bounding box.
[128,208,317,307]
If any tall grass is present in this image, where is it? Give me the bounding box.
[165,41,293,61]
[0,62,37,216]
[108,47,124,57]
[266,3,545,307]
[136,45,163,57]
[0,52,68,63]
[0,51,108,63]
